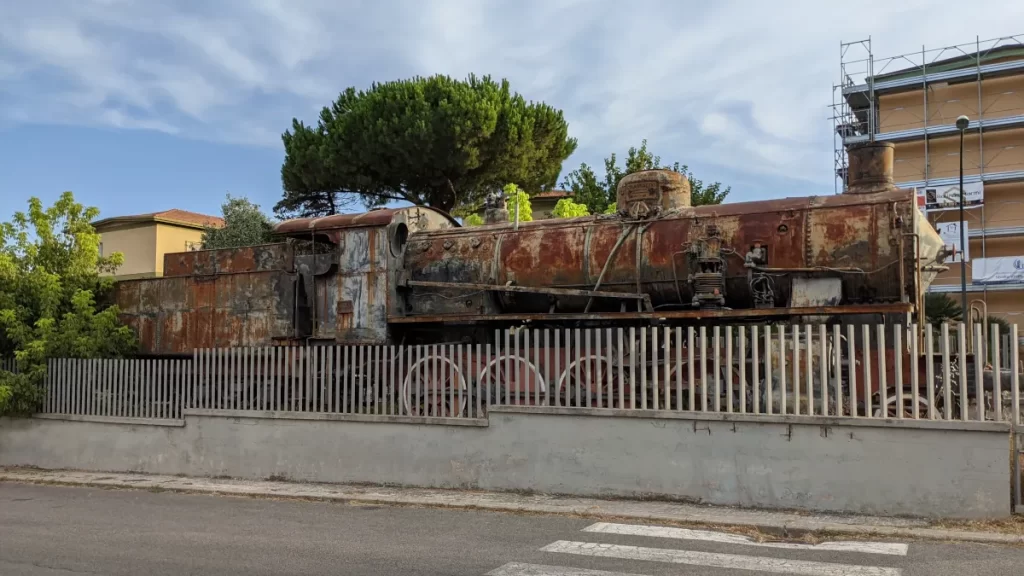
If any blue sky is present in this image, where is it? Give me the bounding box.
[1,0,1021,222]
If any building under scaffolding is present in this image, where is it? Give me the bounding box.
[832,34,1024,331]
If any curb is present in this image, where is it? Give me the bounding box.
[1,473,1021,546]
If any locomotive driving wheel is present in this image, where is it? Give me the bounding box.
[871,389,932,419]
[401,354,467,417]
[477,355,547,405]
[556,355,615,407]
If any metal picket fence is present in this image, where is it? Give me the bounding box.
[1,357,16,373]
[43,358,190,419]
[190,345,487,419]
[481,323,1022,423]
[35,322,1022,424]
[1017,430,1024,514]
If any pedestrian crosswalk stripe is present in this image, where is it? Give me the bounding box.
[541,541,902,576]
[486,562,649,576]
[582,522,909,556]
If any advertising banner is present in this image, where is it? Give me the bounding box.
[936,221,969,263]
[972,256,1024,285]
[915,181,984,212]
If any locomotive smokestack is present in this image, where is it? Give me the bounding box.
[482,188,509,225]
[845,142,895,194]
[616,169,691,218]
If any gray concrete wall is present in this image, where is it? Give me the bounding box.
[0,408,1012,518]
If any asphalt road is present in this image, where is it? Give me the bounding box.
[1,483,1022,576]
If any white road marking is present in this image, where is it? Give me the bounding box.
[486,562,650,576]
[583,522,908,556]
[541,541,902,576]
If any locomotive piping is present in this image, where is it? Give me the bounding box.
[388,303,914,324]
[584,223,639,314]
[635,225,643,310]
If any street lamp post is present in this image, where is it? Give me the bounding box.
[956,115,970,330]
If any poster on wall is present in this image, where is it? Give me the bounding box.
[936,221,969,263]
[915,182,984,212]
[972,256,1024,285]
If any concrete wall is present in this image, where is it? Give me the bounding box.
[98,222,206,279]
[154,224,205,277]
[98,223,158,279]
[0,408,1012,518]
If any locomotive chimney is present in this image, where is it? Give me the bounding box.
[482,188,509,225]
[615,169,691,218]
[845,142,896,194]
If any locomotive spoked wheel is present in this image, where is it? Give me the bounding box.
[556,355,615,407]
[401,355,467,417]
[871,389,932,418]
[477,355,547,406]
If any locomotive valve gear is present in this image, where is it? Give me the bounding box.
[688,227,727,309]
[743,243,767,268]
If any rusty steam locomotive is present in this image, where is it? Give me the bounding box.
[116,143,948,355]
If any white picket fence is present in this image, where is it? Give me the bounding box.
[481,323,1023,423]
[44,358,189,419]
[37,322,1022,425]
[188,345,488,419]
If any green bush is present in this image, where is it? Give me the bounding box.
[551,198,590,218]
[0,192,137,416]
[504,184,532,222]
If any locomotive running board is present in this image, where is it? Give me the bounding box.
[402,280,655,311]
[389,303,913,324]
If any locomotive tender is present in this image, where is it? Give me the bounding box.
[116,142,948,355]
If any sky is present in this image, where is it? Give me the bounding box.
[1,0,1022,222]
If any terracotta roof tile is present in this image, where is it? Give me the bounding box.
[533,190,572,199]
[154,209,225,228]
[92,209,225,230]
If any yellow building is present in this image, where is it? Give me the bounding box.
[92,209,224,279]
[836,35,1024,330]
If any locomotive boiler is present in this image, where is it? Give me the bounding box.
[115,142,949,354]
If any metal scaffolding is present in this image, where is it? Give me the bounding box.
[831,33,1024,193]
[831,33,1024,298]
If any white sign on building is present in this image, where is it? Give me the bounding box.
[936,221,969,263]
[972,256,1024,285]
[915,181,984,212]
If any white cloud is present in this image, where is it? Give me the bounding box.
[98,109,180,134]
[0,0,1022,193]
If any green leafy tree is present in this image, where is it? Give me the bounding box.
[986,315,1011,335]
[924,293,963,326]
[278,74,578,218]
[561,140,731,214]
[559,162,609,216]
[551,198,590,218]
[504,184,532,222]
[461,184,532,226]
[0,192,137,416]
[201,195,276,250]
